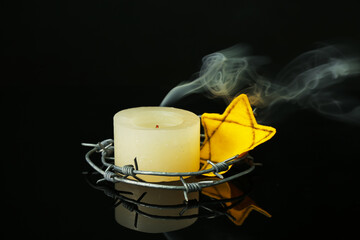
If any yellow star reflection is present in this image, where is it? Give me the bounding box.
[200,94,276,166]
[202,182,271,226]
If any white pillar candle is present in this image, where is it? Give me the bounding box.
[114,107,200,182]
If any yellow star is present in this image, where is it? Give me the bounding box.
[200,94,276,165]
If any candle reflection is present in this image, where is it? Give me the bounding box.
[85,172,271,233]
[114,181,199,233]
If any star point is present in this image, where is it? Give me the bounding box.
[200,94,276,164]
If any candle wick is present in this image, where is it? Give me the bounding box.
[156,125,159,128]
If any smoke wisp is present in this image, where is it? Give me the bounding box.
[161,43,360,124]
[160,45,269,106]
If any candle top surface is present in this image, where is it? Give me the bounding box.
[114,107,199,130]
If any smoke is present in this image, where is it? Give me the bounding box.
[160,43,360,124]
[244,44,360,124]
[160,45,269,106]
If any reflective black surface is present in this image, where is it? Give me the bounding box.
[3,1,360,239]
[4,86,360,239]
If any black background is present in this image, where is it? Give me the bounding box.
[3,1,360,239]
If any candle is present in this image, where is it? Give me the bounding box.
[114,107,200,182]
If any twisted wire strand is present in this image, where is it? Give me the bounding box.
[103,168,117,182]
[121,165,135,176]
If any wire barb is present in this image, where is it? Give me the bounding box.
[121,165,135,176]
[207,160,229,179]
[180,176,201,202]
[97,165,117,183]
[179,199,199,216]
[96,141,112,153]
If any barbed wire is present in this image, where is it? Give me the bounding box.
[82,139,256,201]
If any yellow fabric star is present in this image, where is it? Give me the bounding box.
[200,94,276,169]
[202,182,271,226]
